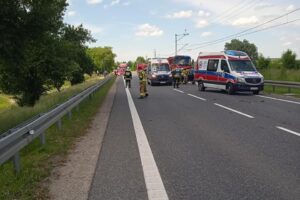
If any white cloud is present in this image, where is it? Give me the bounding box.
[286,5,295,11]
[166,10,193,19]
[254,2,274,10]
[87,0,103,5]
[84,24,103,34]
[201,32,212,37]
[111,0,120,6]
[232,16,259,26]
[195,19,209,28]
[198,10,210,17]
[283,41,292,46]
[67,11,76,17]
[123,2,130,6]
[136,24,163,37]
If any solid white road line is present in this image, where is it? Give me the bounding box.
[214,103,255,119]
[276,126,300,137]
[257,95,300,105]
[125,87,169,200]
[173,89,184,93]
[187,94,207,101]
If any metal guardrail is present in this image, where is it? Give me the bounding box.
[0,76,113,172]
[264,80,300,93]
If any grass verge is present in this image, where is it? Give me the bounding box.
[0,94,11,111]
[0,75,103,134]
[0,77,115,200]
[263,85,300,98]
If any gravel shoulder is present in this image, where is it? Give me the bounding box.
[48,81,116,200]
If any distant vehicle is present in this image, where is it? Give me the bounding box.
[194,50,264,95]
[168,55,194,83]
[168,55,192,70]
[147,58,172,86]
[117,63,127,76]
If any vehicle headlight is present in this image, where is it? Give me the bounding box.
[152,74,156,78]
[169,74,172,77]
[237,77,245,83]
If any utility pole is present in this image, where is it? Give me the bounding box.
[175,30,189,56]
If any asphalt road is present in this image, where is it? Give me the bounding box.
[89,75,300,200]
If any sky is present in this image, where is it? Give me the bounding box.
[64,0,300,62]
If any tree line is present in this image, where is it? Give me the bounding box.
[225,39,299,70]
[0,0,115,106]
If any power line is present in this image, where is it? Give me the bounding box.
[190,18,300,50]
[188,8,300,48]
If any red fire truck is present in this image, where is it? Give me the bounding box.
[117,63,127,76]
[167,55,192,70]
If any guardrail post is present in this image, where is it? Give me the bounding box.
[13,152,21,173]
[272,85,275,92]
[40,132,46,145]
[68,110,72,120]
[57,119,62,130]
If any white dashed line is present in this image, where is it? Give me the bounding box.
[214,103,254,119]
[173,89,184,93]
[276,126,300,137]
[125,85,169,200]
[187,94,207,101]
[257,95,300,105]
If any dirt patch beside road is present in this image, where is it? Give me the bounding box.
[48,82,116,200]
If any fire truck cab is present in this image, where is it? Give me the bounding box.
[194,50,264,95]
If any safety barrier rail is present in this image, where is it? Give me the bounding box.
[0,76,113,172]
[264,80,300,93]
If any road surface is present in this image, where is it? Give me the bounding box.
[89,75,300,200]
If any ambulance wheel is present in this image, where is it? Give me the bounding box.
[227,83,234,95]
[198,81,205,91]
[150,80,155,86]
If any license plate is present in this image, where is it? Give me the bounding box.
[160,81,166,84]
[250,87,258,90]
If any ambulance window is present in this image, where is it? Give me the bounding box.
[221,60,230,73]
[207,60,219,72]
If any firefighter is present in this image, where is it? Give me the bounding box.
[172,68,181,88]
[124,68,132,88]
[138,68,148,98]
[182,68,188,84]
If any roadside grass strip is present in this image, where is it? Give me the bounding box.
[125,83,169,200]
[214,103,255,119]
[276,126,300,137]
[0,78,115,200]
[187,94,207,101]
[257,95,300,105]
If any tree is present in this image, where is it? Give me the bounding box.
[256,53,271,69]
[135,56,146,64]
[87,47,116,73]
[281,49,297,69]
[0,1,96,106]
[224,39,258,61]
[0,0,68,106]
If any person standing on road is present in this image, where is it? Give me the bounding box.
[124,68,132,88]
[172,68,181,88]
[138,68,148,98]
[182,68,188,84]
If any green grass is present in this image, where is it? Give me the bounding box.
[0,77,115,200]
[0,94,12,111]
[263,85,300,98]
[0,75,103,134]
[260,69,300,82]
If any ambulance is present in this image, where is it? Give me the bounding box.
[194,50,264,95]
[147,58,173,86]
